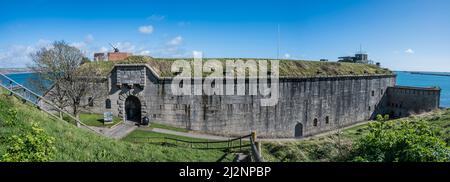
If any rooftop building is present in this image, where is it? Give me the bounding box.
[338,52,373,64]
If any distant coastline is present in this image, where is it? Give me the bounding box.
[0,68,32,74]
[405,71,450,77]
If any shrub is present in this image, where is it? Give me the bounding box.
[2,122,56,162]
[0,108,18,127]
[351,119,450,162]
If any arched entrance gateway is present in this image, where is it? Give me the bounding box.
[125,95,141,122]
[294,123,303,137]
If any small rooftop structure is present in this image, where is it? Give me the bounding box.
[338,52,373,64]
[94,53,106,61]
[93,43,132,62]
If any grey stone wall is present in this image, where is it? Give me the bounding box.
[100,65,397,138]
[385,86,441,118]
[42,64,443,138]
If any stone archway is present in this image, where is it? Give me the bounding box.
[125,95,141,122]
[294,123,303,138]
[117,89,147,122]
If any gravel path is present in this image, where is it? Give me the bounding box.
[137,120,373,142]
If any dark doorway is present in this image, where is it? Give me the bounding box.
[295,123,303,137]
[125,96,141,122]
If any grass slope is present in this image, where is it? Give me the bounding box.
[147,122,189,133]
[79,113,121,128]
[0,91,232,162]
[261,109,450,162]
[123,130,250,153]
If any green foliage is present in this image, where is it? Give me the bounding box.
[262,142,310,162]
[261,138,353,162]
[0,92,233,162]
[1,108,18,127]
[81,57,91,65]
[125,55,152,63]
[148,122,189,133]
[79,113,121,128]
[2,122,56,162]
[351,120,450,162]
[263,110,450,162]
[375,114,389,122]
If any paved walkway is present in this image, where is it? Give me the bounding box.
[137,120,373,142]
[92,121,138,139]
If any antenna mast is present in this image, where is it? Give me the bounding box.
[277,24,280,59]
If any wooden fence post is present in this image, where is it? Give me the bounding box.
[251,131,262,158]
[251,131,257,142]
[239,138,242,151]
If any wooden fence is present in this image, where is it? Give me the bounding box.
[131,132,264,162]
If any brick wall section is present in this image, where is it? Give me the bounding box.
[94,53,106,61]
[108,52,131,61]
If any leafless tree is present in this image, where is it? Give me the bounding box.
[29,41,106,119]
[328,118,347,161]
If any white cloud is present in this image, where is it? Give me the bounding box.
[284,53,291,59]
[69,34,96,54]
[0,36,105,68]
[405,48,415,54]
[148,46,190,58]
[139,50,151,56]
[115,42,136,52]
[0,44,37,68]
[138,25,154,34]
[147,14,165,21]
[99,46,108,52]
[70,42,87,49]
[36,39,52,48]
[167,36,183,46]
[192,50,203,58]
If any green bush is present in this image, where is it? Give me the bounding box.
[2,122,56,162]
[351,119,450,162]
[1,108,18,127]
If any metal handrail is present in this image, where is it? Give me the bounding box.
[130,132,264,162]
[0,73,102,134]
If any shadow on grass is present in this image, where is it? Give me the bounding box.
[216,152,230,162]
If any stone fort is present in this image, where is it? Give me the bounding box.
[59,58,441,138]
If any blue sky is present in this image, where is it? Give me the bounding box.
[0,0,449,71]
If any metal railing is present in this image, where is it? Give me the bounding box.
[0,73,102,135]
[131,132,264,162]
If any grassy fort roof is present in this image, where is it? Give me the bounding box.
[81,56,393,78]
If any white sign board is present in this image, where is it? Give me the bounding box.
[104,112,113,123]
